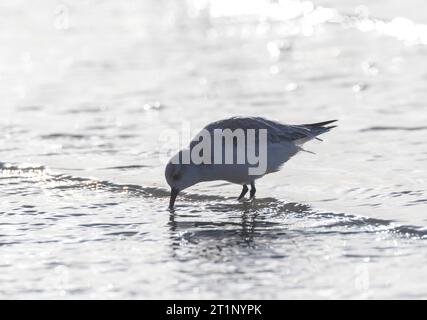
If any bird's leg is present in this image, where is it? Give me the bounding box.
[237,184,249,200]
[249,182,256,200]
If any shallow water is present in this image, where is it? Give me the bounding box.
[1,0,427,299]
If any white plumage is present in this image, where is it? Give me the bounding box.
[165,117,337,209]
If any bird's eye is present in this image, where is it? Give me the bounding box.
[172,173,181,181]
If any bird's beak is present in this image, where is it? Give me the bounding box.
[169,188,179,210]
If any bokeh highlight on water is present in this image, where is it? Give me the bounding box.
[1,0,427,298]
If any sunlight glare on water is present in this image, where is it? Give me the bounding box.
[1,0,427,299]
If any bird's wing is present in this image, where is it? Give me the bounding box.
[188,117,337,154]
[201,117,316,143]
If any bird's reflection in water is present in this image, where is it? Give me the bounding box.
[167,197,313,261]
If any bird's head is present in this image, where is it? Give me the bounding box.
[165,150,200,209]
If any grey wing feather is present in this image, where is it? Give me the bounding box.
[187,117,336,171]
[188,117,337,150]
[202,117,334,143]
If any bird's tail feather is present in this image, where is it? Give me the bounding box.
[293,119,337,145]
[301,119,338,129]
[302,120,337,134]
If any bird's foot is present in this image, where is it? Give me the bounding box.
[249,182,256,200]
[237,184,249,201]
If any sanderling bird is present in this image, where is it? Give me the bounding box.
[165,117,337,209]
